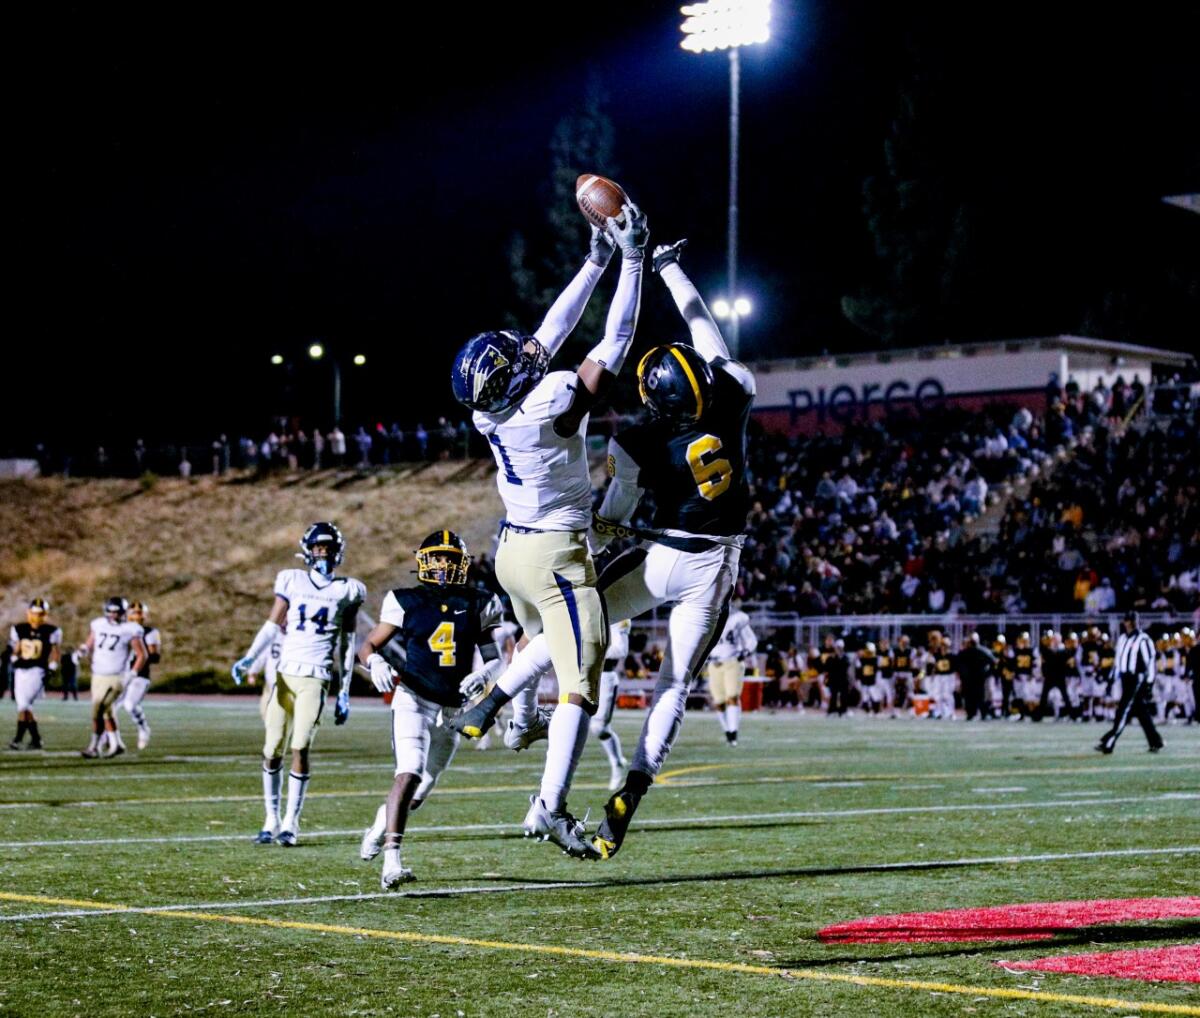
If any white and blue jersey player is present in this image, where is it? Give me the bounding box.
[448,204,647,858]
[232,522,364,846]
[463,239,756,860]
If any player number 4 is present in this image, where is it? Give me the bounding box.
[428,621,457,667]
[687,434,732,501]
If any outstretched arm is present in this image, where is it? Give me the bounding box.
[554,205,648,436]
[591,436,645,552]
[532,228,613,359]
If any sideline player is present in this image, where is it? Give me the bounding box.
[8,598,60,750]
[116,601,161,749]
[232,523,364,846]
[75,597,147,758]
[447,205,647,857]
[356,531,504,887]
[707,606,758,742]
[591,619,631,790]
[455,238,756,860]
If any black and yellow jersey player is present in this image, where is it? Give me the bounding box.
[357,530,504,888]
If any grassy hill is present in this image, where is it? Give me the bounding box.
[0,462,506,680]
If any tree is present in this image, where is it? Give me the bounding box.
[841,59,972,347]
[506,73,617,361]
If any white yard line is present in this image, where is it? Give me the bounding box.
[3,844,1199,923]
[0,792,1195,848]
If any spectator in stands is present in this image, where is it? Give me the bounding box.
[354,426,372,468]
[328,426,346,466]
[415,422,429,460]
[312,429,325,469]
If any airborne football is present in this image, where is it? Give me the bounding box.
[2,4,1198,1017]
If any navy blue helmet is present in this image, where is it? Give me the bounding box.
[298,522,345,577]
[451,330,549,414]
[103,596,129,620]
[636,343,714,426]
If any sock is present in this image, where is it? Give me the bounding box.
[28,721,40,745]
[624,768,653,798]
[131,705,148,731]
[262,764,282,827]
[538,702,589,812]
[716,706,730,733]
[499,636,552,697]
[14,720,27,743]
[598,730,625,770]
[383,843,405,865]
[282,771,310,830]
[510,684,540,730]
[725,704,741,736]
[631,677,688,777]
[86,732,99,752]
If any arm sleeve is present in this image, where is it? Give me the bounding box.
[659,262,729,363]
[1142,637,1156,682]
[596,437,644,527]
[737,621,758,656]
[379,591,406,628]
[532,259,607,358]
[244,620,281,663]
[478,593,504,631]
[583,255,643,376]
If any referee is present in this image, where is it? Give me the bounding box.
[1096,611,1163,754]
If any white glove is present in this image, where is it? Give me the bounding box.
[71,649,85,666]
[367,653,396,694]
[607,202,648,257]
[459,659,502,703]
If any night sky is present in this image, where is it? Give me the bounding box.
[12,3,1198,453]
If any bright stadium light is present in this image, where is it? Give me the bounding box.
[712,298,732,319]
[270,354,284,365]
[734,296,752,317]
[308,343,325,360]
[680,0,771,53]
[680,0,771,357]
[353,354,366,366]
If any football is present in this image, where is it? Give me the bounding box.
[575,173,629,229]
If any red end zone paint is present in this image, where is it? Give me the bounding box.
[1000,944,1200,983]
[818,897,1200,944]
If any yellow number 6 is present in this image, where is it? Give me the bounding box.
[687,435,732,501]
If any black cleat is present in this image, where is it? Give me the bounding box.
[592,788,642,861]
[450,699,500,740]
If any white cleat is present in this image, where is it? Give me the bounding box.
[360,803,387,861]
[381,853,415,890]
[276,828,298,847]
[137,727,151,750]
[608,764,626,792]
[504,706,552,752]
[101,740,126,759]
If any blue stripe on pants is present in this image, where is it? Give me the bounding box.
[552,571,583,674]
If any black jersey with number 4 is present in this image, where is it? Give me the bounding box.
[614,363,752,537]
[382,585,501,707]
[11,622,60,670]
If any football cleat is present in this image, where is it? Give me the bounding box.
[522,795,599,860]
[7,740,23,751]
[102,742,126,759]
[450,698,500,740]
[608,767,626,793]
[80,747,99,759]
[592,788,642,861]
[381,854,415,890]
[253,828,276,845]
[276,829,298,847]
[503,707,552,752]
[360,804,387,861]
[1094,740,1114,755]
[137,727,151,750]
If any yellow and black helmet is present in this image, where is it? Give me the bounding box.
[636,343,714,427]
[27,597,50,625]
[128,601,149,624]
[416,530,470,586]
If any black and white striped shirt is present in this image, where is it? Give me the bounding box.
[1114,630,1156,682]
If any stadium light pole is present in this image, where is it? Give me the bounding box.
[680,0,771,359]
[306,344,365,426]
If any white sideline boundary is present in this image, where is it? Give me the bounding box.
[3,844,1199,923]
[0,792,1196,849]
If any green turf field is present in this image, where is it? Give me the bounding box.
[1,698,1197,1017]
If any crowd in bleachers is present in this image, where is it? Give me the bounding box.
[730,375,1200,617]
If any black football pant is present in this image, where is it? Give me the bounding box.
[827,676,849,715]
[1035,677,1076,720]
[963,677,991,720]
[1101,675,1163,750]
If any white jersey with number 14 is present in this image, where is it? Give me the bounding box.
[274,569,365,680]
